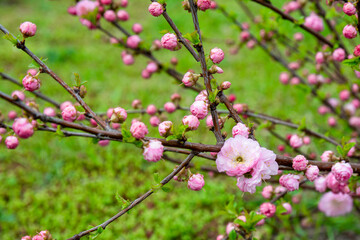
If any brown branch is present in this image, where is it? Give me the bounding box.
[67,152,196,240]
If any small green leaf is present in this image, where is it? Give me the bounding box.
[183,31,200,45]
[55,125,65,137]
[229,229,237,240]
[153,172,160,183]
[2,33,18,46]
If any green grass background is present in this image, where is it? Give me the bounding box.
[0,0,359,239]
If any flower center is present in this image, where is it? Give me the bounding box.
[236,156,244,163]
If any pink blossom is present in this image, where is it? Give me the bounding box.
[210,48,225,64]
[171,93,181,102]
[279,72,289,84]
[161,33,179,50]
[27,69,37,76]
[216,235,224,240]
[328,117,337,127]
[260,202,276,217]
[21,236,31,240]
[19,21,37,37]
[5,136,19,149]
[221,81,231,90]
[39,230,51,239]
[343,25,357,39]
[13,118,34,139]
[76,0,97,17]
[240,31,250,42]
[290,77,300,85]
[318,105,329,115]
[289,134,303,148]
[158,121,173,137]
[283,1,300,14]
[22,75,40,92]
[343,2,356,16]
[320,150,333,162]
[288,61,300,70]
[143,140,164,162]
[148,2,163,17]
[339,90,350,101]
[292,155,308,171]
[318,192,353,217]
[233,103,244,114]
[315,52,325,64]
[304,12,323,32]
[131,99,141,109]
[67,6,77,15]
[279,174,300,191]
[182,115,200,130]
[31,235,44,240]
[226,223,236,235]
[303,136,311,145]
[188,173,205,190]
[182,72,198,87]
[60,101,72,111]
[43,107,56,117]
[100,0,112,4]
[331,162,353,183]
[262,185,273,199]
[275,186,287,196]
[190,100,208,119]
[206,115,223,128]
[314,176,327,192]
[149,116,160,127]
[354,45,360,57]
[232,122,249,138]
[197,0,211,11]
[104,10,116,22]
[307,74,317,85]
[11,90,25,101]
[98,140,109,147]
[62,105,77,122]
[79,18,96,30]
[117,10,129,21]
[126,35,141,49]
[0,128,6,134]
[120,0,128,7]
[217,135,261,176]
[281,203,292,215]
[130,121,148,139]
[228,94,236,103]
[195,90,209,103]
[132,23,143,34]
[246,40,256,49]
[326,173,342,193]
[141,69,151,79]
[110,107,127,123]
[333,48,346,62]
[306,165,319,181]
[146,62,158,73]
[8,111,17,120]
[146,104,157,115]
[122,53,134,65]
[164,102,176,113]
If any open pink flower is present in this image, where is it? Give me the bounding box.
[318,192,353,217]
[143,140,164,162]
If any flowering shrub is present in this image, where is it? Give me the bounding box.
[1,0,360,239]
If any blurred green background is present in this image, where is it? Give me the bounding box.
[0,0,359,239]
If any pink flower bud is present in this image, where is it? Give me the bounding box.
[182,72,199,87]
[289,134,303,148]
[98,140,110,147]
[288,62,300,70]
[143,140,164,162]
[233,103,243,114]
[303,136,311,145]
[279,72,289,84]
[141,69,151,79]
[19,21,37,37]
[290,77,300,85]
[100,0,112,5]
[210,47,225,64]
[0,128,6,135]
[159,121,173,137]
[171,93,181,102]
[117,10,129,21]
[260,202,276,217]
[343,25,357,39]
[76,0,97,16]
[292,155,308,171]
[190,100,208,119]
[130,121,148,139]
[61,105,77,122]
[304,12,323,32]
[216,235,224,240]
[146,104,157,115]
[60,101,72,111]
[110,107,127,123]
[120,0,128,7]
[126,35,141,49]
[277,145,285,152]
[149,116,160,127]
[318,192,353,217]
[232,122,249,138]
[343,2,356,16]
[339,90,350,101]
[43,107,56,117]
[354,45,360,57]
[170,57,178,65]
[8,111,17,120]
[228,94,236,103]
[321,150,333,162]
[331,161,353,183]
[314,176,327,192]
[90,118,98,127]
[240,31,250,42]
[104,10,116,22]
[318,105,329,115]
[306,165,319,181]
[27,69,37,76]
[21,236,31,240]
[22,75,40,92]
[328,116,337,127]
[5,136,19,149]
[279,174,300,191]
[262,185,273,199]
[182,115,200,130]
[164,102,176,113]
[315,52,325,64]
[122,53,134,65]
[11,90,25,101]
[332,48,346,62]
[161,33,179,50]
[188,173,205,190]
[293,32,303,41]
[197,0,211,11]
[146,62,158,73]
[206,115,223,128]
[148,2,164,17]
[132,99,141,109]
[281,202,292,215]
[221,81,231,90]
[67,6,77,15]
[132,23,143,34]
[246,40,256,49]
[39,230,52,239]
[13,118,34,139]
[275,186,286,196]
